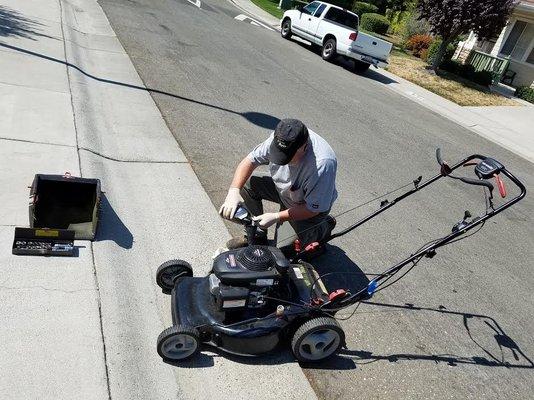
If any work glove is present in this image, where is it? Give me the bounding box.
[252,212,280,229]
[219,187,244,220]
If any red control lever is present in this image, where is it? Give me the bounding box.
[495,174,506,198]
[328,289,347,302]
[305,242,320,252]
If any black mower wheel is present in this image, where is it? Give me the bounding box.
[157,325,200,361]
[156,259,192,294]
[281,18,292,39]
[353,60,370,73]
[321,38,337,61]
[291,317,345,363]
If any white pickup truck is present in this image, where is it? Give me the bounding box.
[281,1,392,72]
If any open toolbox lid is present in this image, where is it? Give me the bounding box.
[29,173,101,240]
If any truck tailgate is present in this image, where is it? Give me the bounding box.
[351,32,392,62]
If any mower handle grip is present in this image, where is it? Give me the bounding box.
[459,176,494,191]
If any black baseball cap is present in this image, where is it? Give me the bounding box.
[269,119,309,165]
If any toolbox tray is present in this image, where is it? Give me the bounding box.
[29,174,101,240]
[12,227,75,257]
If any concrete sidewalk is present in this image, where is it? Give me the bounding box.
[377,68,534,164]
[230,0,281,29]
[0,0,316,399]
[234,0,534,164]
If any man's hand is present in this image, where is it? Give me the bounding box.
[219,188,244,219]
[252,212,280,229]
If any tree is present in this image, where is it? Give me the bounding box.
[417,0,516,70]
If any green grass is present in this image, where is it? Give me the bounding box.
[250,0,284,19]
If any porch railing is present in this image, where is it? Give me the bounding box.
[465,50,510,84]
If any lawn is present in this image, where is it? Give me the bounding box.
[387,50,516,107]
[250,0,284,19]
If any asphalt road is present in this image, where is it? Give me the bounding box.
[99,0,534,398]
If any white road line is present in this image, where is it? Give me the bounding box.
[234,14,275,31]
[186,0,201,8]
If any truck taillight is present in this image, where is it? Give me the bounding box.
[349,32,358,41]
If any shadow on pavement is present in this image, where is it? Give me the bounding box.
[0,5,55,40]
[312,244,370,295]
[0,41,280,130]
[305,300,534,371]
[96,195,134,249]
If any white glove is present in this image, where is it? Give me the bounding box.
[219,187,244,219]
[252,212,280,229]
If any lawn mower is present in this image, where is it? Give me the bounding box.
[155,150,526,363]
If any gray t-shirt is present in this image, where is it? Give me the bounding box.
[247,129,338,212]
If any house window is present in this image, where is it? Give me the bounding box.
[501,20,534,64]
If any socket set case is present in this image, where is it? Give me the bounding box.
[12,227,75,257]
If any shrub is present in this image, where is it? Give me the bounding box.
[385,9,411,34]
[515,86,534,104]
[405,34,433,57]
[360,13,390,34]
[420,48,429,61]
[440,59,461,74]
[401,12,430,40]
[352,1,378,17]
[426,39,456,65]
[472,70,494,87]
[440,61,493,87]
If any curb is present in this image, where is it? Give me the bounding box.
[228,0,281,30]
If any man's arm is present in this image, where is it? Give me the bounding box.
[280,205,318,222]
[229,157,257,189]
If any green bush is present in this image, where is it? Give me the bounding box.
[472,70,494,87]
[515,86,534,104]
[360,13,390,34]
[440,59,461,75]
[426,39,456,65]
[440,60,493,87]
[385,9,411,35]
[352,2,378,17]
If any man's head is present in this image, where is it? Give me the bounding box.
[270,119,309,165]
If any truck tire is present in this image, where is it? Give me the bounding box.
[353,60,370,73]
[281,19,292,39]
[321,38,337,61]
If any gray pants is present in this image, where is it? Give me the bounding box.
[241,175,332,246]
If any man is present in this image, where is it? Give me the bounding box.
[219,118,337,251]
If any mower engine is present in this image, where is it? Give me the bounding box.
[209,245,290,311]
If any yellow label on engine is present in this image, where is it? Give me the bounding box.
[35,229,59,237]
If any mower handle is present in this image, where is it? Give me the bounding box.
[458,176,494,191]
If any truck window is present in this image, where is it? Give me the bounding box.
[302,1,320,15]
[323,8,359,30]
[314,3,326,17]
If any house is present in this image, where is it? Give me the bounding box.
[454,0,534,88]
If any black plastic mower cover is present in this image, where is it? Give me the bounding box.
[29,174,101,240]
